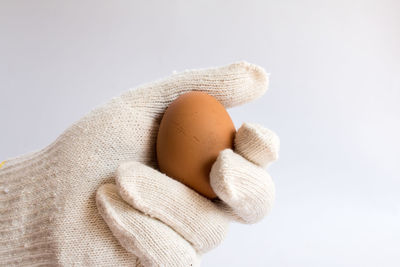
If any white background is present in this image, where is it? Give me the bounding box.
[1,1,399,266]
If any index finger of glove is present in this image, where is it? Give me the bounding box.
[120,61,269,111]
[115,161,230,254]
[96,184,201,267]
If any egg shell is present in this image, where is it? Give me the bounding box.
[156,91,236,199]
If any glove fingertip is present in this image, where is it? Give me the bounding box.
[235,122,280,167]
[210,149,276,224]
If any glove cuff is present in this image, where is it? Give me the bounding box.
[0,146,60,265]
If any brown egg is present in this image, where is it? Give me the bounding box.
[156,91,236,199]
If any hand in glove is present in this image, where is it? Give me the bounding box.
[0,62,279,266]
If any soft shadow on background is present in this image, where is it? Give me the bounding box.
[1,1,399,266]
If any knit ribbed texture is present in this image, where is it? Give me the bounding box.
[0,61,278,266]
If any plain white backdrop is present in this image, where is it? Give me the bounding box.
[1,1,399,266]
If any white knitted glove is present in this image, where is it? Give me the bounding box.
[0,62,279,266]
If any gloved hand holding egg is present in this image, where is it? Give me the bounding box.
[97,62,279,266]
[0,62,278,267]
